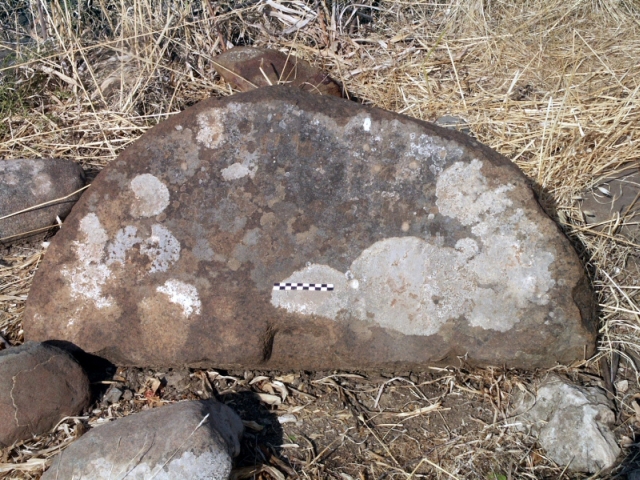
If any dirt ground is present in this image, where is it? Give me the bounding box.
[1,0,640,478]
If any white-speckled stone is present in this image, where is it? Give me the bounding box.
[42,400,243,480]
[23,86,596,370]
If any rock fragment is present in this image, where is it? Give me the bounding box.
[42,400,243,480]
[511,374,620,473]
[23,86,596,370]
[0,342,90,447]
[580,165,639,241]
[435,115,472,136]
[213,47,342,97]
[0,158,85,241]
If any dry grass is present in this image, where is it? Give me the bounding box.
[1,0,640,478]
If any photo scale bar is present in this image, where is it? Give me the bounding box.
[273,283,334,291]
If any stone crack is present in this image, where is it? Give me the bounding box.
[9,354,64,428]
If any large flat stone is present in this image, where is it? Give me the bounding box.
[23,86,596,369]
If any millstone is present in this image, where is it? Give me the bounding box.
[23,86,596,369]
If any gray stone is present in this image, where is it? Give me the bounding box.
[102,386,123,404]
[0,158,85,241]
[580,165,639,241]
[0,342,90,447]
[511,374,620,473]
[435,115,472,136]
[23,86,596,369]
[42,400,243,480]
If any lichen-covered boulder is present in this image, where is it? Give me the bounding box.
[23,86,596,369]
[0,158,85,241]
[42,400,243,480]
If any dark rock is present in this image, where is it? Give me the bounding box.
[213,47,342,97]
[580,165,639,241]
[23,86,596,369]
[511,374,620,473]
[0,158,85,241]
[42,400,243,479]
[0,342,90,447]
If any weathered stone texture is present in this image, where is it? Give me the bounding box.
[213,47,342,97]
[0,342,90,447]
[0,158,85,241]
[511,374,620,473]
[42,400,243,480]
[23,86,596,369]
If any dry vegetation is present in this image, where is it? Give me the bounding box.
[1,0,639,478]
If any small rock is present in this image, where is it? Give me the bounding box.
[102,386,123,404]
[580,166,639,241]
[164,368,190,390]
[0,342,90,447]
[213,47,342,97]
[435,115,472,136]
[42,400,243,480]
[277,413,298,424]
[122,389,133,401]
[615,379,629,393]
[0,158,85,241]
[511,374,620,473]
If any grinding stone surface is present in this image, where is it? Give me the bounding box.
[23,86,596,369]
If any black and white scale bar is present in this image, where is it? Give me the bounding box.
[273,283,334,291]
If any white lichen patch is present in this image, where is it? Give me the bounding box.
[407,133,464,176]
[62,213,114,308]
[139,224,181,273]
[363,117,371,132]
[273,160,557,336]
[130,174,170,217]
[106,226,141,265]
[221,162,250,180]
[61,214,184,315]
[192,238,214,262]
[436,159,513,226]
[33,173,53,196]
[157,279,201,316]
[83,450,231,480]
[196,108,226,149]
[221,148,259,181]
